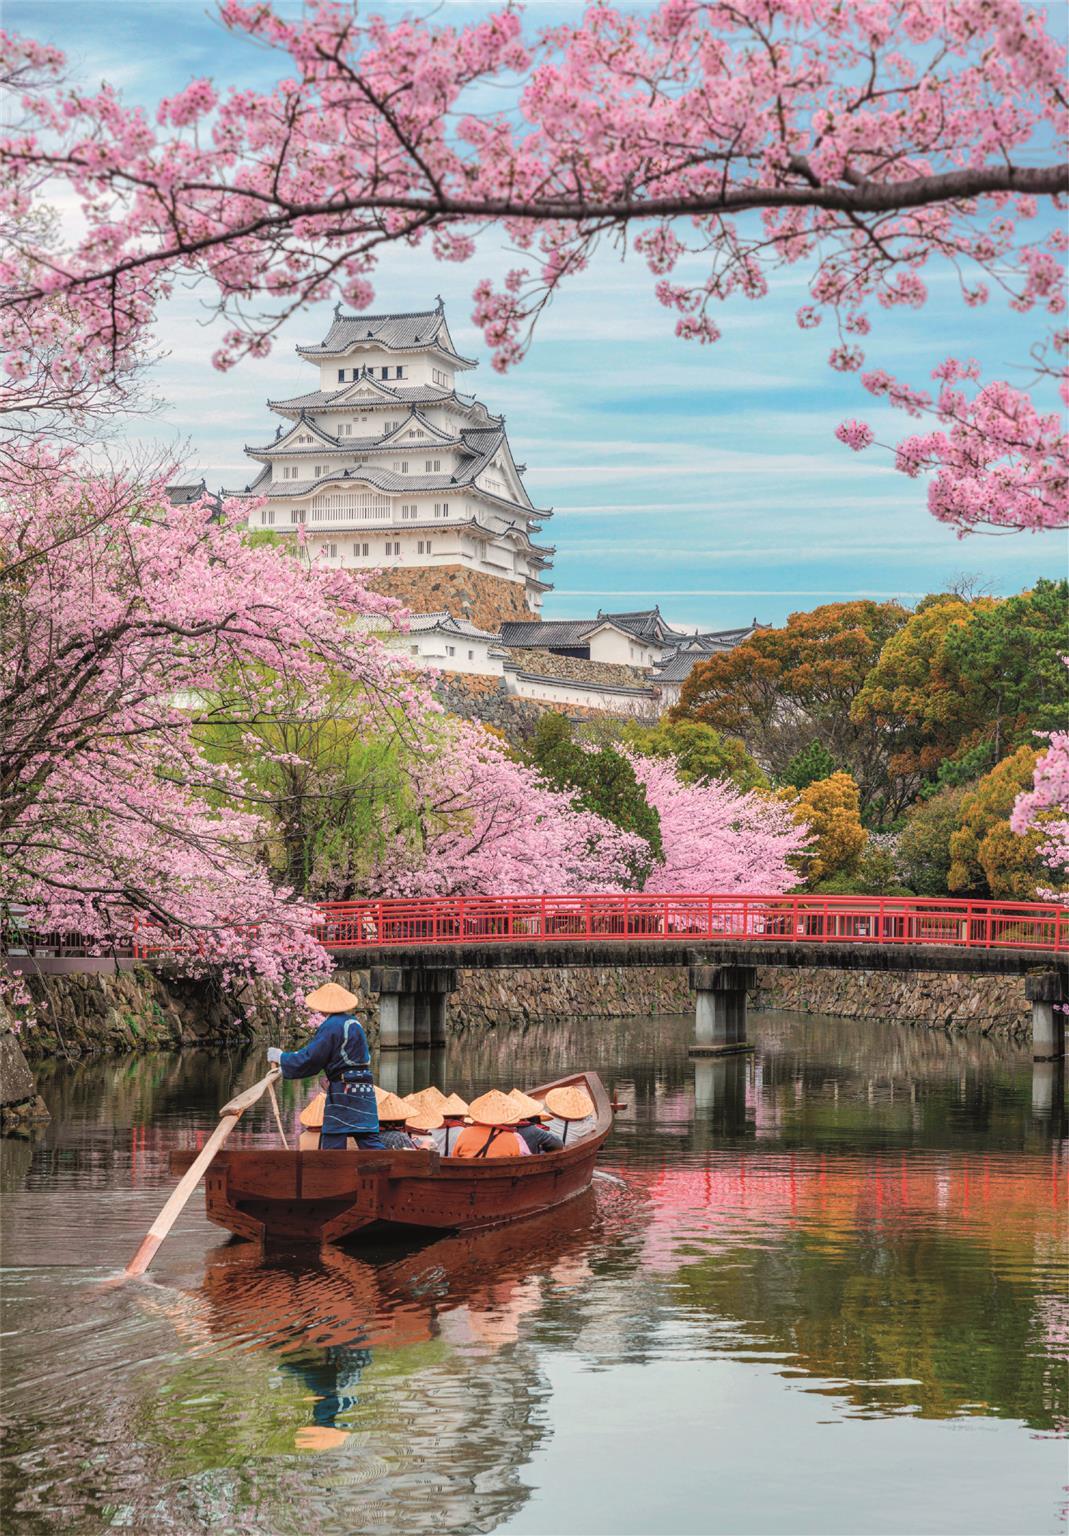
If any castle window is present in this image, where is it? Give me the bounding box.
[353,541,369,556]
[314,465,322,477]
[338,369,345,382]
[445,645,456,657]
[290,509,305,524]
[395,367,405,379]
[425,459,441,473]
[468,649,474,661]
[319,543,338,559]
[261,509,275,526]
[381,367,389,380]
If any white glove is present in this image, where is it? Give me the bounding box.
[266,1046,283,1064]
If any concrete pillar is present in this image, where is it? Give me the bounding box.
[689,963,756,1056]
[1026,973,1067,1060]
[379,993,401,1051]
[413,995,432,1049]
[428,992,448,1047]
[396,994,415,1050]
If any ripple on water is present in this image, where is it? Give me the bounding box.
[2,1017,1067,1535]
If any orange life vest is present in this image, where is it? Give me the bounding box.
[450,1125,524,1159]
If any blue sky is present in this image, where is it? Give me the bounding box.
[16,0,1066,629]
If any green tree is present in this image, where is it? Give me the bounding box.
[527,713,662,885]
[898,787,969,896]
[781,740,837,791]
[941,578,1069,763]
[201,672,418,899]
[620,717,767,791]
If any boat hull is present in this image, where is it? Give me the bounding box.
[171,1071,611,1247]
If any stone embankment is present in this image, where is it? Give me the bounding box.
[0,959,1033,1125]
[753,966,1030,1036]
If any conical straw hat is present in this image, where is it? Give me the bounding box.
[406,1085,448,1114]
[304,981,360,1013]
[439,1092,469,1118]
[374,1088,411,1122]
[299,1090,326,1128]
[467,1089,524,1128]
[509,1089,551,1120]
[544,1084,595,1121]
[405,1108,445,1132]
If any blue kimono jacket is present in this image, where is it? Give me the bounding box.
[279,1013,379,1138]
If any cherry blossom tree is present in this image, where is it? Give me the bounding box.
[0,452,428,987]
[629,753,808,893]
[2,2,1066,527]
[1012,736,1069,893]
[370,721,648,896]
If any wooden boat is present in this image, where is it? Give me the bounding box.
[169,1070,612,1247]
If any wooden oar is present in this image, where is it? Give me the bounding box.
[266,1077,290,1149]
[124,1068,281,1278]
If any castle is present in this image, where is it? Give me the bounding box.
[229,302,756,716]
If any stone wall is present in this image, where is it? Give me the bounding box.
[331,963,692,1033]
[16,967,306,1062]
[369,566,535,630]
[503,648,651,691]
[753,966,1030,1034]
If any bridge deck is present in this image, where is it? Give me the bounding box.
[331,939,1066,978]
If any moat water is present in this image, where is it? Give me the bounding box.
[1,1010,1066,1536]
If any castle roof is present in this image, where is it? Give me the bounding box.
[405,611,499,640]
[297,305,476,368]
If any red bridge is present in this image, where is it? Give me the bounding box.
[307,893,1066,956]
[7,894,1067,1060]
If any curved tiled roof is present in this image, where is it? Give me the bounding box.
[297,307,476,367]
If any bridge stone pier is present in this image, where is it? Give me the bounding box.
[369,965,456,1051]
[688,963,757,1056]
[1026,972,1067,1060]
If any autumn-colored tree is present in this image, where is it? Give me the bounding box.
[948,748,1049,900]
[897,788,970,898]
[620,718,767,792]
[778,772,867,887]
[851,594,993,786]
[675,602,909,823]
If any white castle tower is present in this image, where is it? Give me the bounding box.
[240,300,554,620]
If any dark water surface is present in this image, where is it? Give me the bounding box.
[1,1011,1066,1536]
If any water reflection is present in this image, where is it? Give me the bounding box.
[1,1010,1065,1535]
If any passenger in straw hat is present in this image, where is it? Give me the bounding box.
[543,1084,596,1146]
[431,1093,470,1156]
[404,1106,444,1152]
[509,1090,564,1155]
[376,1087,420,1150]
[266,982,384,1150]
[449,1090,529,1159]
[406,1085,448,1117]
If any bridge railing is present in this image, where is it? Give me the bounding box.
[309,894,1067,953]
[5,894,1065,962]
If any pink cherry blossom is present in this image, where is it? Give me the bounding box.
[0,4,1065,527]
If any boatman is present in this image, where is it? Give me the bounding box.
[267,983,385,1150]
